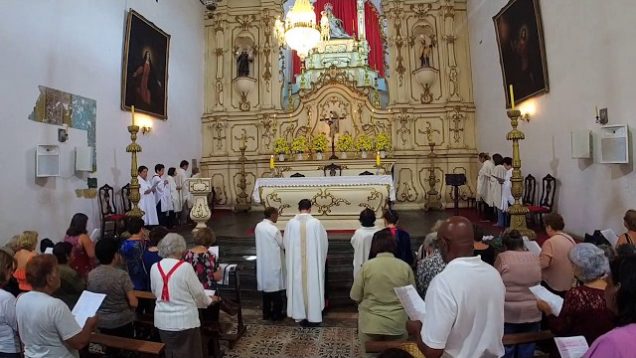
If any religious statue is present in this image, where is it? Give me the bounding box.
[320,110,345,159]
[320,13,330,41]
[320,3,351,40]
[235,48,253,77]
[418,34,433,68]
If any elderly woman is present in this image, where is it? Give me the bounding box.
[0,249,19,357]
[415,231,445,298]
[351,230,415,352]
[13,231,39,291]
[15,255,97,358]
[584,256,636,357]
[538,243,615,344]
[351,208,381,278]
[495,230,541,358]
[151,233,218,358]
[615,209,636,248]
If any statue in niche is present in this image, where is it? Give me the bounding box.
[320,3,351,40]
[235,48,253,77]
[418,34,434,68]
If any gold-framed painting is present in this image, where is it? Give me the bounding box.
[121,9,170,119]
[493,0,549,107]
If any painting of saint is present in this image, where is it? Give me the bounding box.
[493,0,548,107]
[121,10,170,119]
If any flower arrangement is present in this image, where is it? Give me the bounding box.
[355,134,373,152]
[273,137,290,155]
[312,132,328,153]
[291,136,309,153]
[375,132,392,151]
[336,133,354,152]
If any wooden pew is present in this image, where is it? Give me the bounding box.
[133,290,156,300]
[90,333,164,358]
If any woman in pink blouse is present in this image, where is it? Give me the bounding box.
[495,230,541,358]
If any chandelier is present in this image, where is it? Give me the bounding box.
[274,0,321,60]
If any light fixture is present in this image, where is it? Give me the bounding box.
[518,100,536,122]
[274,0,321,61]
[58,124,69,142]
[138,117,152,135]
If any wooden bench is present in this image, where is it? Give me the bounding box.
[90,333,164,358]
[133,290,157,300]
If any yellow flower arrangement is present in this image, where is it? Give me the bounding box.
[374,132,391,151]
[355,134,373,152]
[273,137,289,155]
[312,132,328,153]
[336,133,354,152]
[291,136,309,153]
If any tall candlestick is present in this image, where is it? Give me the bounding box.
[508,84,515,110]
[131,105,136,126]
[270,154,275,169]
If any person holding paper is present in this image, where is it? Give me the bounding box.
[16,255,97,358]
[540,213,576,296]
[495,230,541,358]
[615,209,636,248]
[351,208,382,278]
[584,256,636,357]
[152,164,173,228]
[538,243,615,344]
[350,230,415,352]
[138,165,159,226]
[407,216,505,358]
[255,207,286,321]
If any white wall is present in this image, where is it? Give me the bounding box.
[468,0,636,235]
[0,0,204,243]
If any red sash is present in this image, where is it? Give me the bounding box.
[158,260,185,301]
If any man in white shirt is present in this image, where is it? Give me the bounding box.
[255,207,286,321]
[284,199,328,327]
[175,160,190,225]
[407,216,505,358]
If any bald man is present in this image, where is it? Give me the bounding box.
[407,216,505,358]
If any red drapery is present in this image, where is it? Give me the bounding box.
[291,0,384,80]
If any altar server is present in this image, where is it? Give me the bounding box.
[152,164,174,228]
[255,207,286,321]
[138,166,159,226]
[476,152,494,202]
[175,160,190,224]
[488,154,508,222]
[498,157,514,227]
[284,199,329,326]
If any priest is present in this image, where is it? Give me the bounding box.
[284,199,329,327]
[255,207,286,321]
[137,166,159,226]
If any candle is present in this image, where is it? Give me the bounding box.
[270,155,275,169]
[131,105,136,126]
[508,84,515,110]
[376,151,381,166]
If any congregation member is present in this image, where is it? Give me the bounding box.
[473,224,495,265]
[584,255,636,357]
[415,220,443,261]
[255,207,286,321]
[39,238,54,254]
[382,210,414,266]
[616,243,636,256]
[143,226,169,275]
[152,164,173,228]
[495,230,541,358]
[539,213,576,296]
[350,230,415,351]
[13,231,39,292]
[150,233,218,357]
[538,243,615,344]
[488,154,507,225]
[16,255,97,358]
[407,216,505,358]
[615,209,636,248]
[175,160,190,225]
[64,213,95,278]
[284,199,328,327]
[1,240,20,297]
[350,208,381,278]
[166,167,179,228]
[183,227,221,291]
[52,242,85,309]
[415,230,445,298]
[476,152,494,220]
[88,239,138,338]
[138,165,159,226]
[0,249,19,357]
[120,218,150,290]
[497,157,514,228]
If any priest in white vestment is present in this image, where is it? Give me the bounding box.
[137,166,159,226]
[255,207,286,321]
[175,160,190,224]
[498,157,514,227]
[284,199,329,326]
[351,208,381,278]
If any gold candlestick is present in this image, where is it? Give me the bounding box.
[126,124,144,218]
[423,142,443,211]
[506,109,535,239]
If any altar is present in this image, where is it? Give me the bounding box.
[252,175,394,230]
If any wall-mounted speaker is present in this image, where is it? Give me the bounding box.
[599,125,629,164]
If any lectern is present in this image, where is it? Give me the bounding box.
[445,174,466,216]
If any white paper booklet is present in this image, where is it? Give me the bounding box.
[44,247,54,254]
[600,229,619,247]
[523,238,542,256]
[208,246,219,259]
[72,291,106,328]
[528,285,564,316]
[204,289,216,297]
[394,285,426,322]
[554,336,589,358]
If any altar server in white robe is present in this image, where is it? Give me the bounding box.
[255,207,286,321]
[498,157,514,227]
[152,164,174,228]
[175,160,190,224]
[284,199,328,326]
[137,166,159,226]
[351,208,381,278]
[488,154,508,226]
[167,167,179,227]
[476,153,494,202]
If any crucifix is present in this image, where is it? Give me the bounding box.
[320,110,345,159]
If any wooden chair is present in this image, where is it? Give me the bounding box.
[527,174,557,228]
[523,174,537,205]
[89,333,164,358]
[120,183,132,214]
[97,184,126,239]
[290,172,305,178]
[323,163,343,176]
[217,264,246,349]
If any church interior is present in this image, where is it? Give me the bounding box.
[1,0,635,357]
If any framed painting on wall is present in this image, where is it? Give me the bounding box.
[493,0,549,107]
[121,9,170,119]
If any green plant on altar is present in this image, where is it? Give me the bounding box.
[273,137,290,155]
[312,132,328,153]
[336,133,354,152]
[291,136,309,153]
[374,132,392,151]
[355,134,373,152]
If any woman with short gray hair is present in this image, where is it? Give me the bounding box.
[150,233,219,358]
[538,243,616,343]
